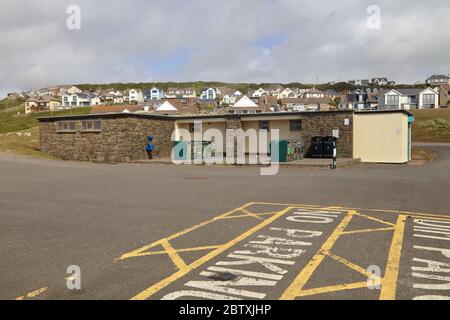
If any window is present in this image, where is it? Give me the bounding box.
[57,121,76,133]
[259,121,270,130]
[386,95,399,106]
[290,120,302,131]
[423,94,435,105]
[81,120,102,132]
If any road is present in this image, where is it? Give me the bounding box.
[0,143,449,300]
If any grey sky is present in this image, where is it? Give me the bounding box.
[1,0,450,97]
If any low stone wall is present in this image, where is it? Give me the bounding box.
[39,115,175,162]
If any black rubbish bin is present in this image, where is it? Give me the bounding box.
[323,136,337,158]
[310,136,324,158]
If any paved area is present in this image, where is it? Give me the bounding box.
[0,143,449,300]
[133,157,360,168]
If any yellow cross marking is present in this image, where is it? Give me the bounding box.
[161,239,187,270]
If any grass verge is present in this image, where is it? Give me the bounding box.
[0,127,54,159]
[411,109,450,142]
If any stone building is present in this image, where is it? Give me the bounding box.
[38,110,413,164]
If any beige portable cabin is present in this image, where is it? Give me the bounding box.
[353,110,413,164]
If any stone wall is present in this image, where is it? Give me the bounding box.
[228,112,353,158]
[38,111,354,163]
[39,115,175,162]
[299,112,353,158]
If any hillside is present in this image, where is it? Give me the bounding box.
[0,107,92,158]
[411,109,450,142]
[0,106,92,134]
[74,81,419,95]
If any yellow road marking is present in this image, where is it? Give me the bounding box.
[161,239,187,270]
[219,211,278,220]
[354,212,396,227]
[118,203,254,261]
[239,208,265,221]
[15,287,48,300]
[325,252,379,280]
[130,206,294,300]
[126,245,222,258]
[379,215,407,300]
[295,282,368,298]
[280,210,355,300]
[341,227,395,235]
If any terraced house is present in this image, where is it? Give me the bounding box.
[62,92,101,108]
[380,88,439,110]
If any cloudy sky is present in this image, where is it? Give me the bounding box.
[1,0,450,97]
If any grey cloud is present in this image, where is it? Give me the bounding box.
[1,0,450,97]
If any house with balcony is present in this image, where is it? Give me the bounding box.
[144,87,164,101]
[164,87,196,99]
[199,88,220,100]
[380,88,439,110]
[62,92,101,108]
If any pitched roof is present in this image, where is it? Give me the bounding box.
[427,74,449,80]
[27,95,59,103]
[232,95,259,108]
[156,101,178,111]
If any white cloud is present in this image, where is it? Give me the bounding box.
[1,0,450,97]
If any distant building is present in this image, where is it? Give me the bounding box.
[302,88,325,99]
[221,90,242,105]
[348,79,370,86]
[340,89,378,110]
[199,88,220,100]
[426,74,450,86]
[144,87,164,101]
[127,89,144,103]
[370,78,396,86]
[248,88,268,98]
[228,95,263,114]
[380,87,439,110]
[164,87,196,99]
[62,92,101,108]
[25,96,60,113]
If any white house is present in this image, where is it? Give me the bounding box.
[62,92,101,107]
[303,88,325,98]
[250,88,268,98]
[200,88,220,100]
[165,88,196,99]
[144,87,164,100]
[127,89,144,103]
[278,88,297,99]
[382,88,439,110]
[222,91,242,105]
